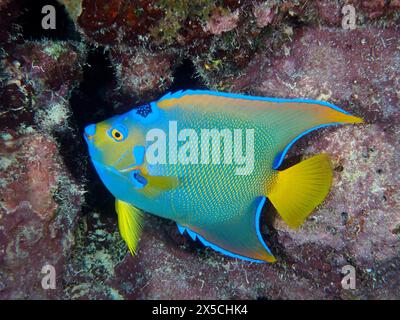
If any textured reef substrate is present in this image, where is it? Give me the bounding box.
[0,0,399,299]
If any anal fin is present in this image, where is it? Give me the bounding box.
[177,197,276,263]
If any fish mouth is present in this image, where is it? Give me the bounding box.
[83,132,92,145]
[84,133,94,142]
[84,134,98,162]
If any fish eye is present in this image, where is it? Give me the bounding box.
[112,129,123,140]
[109,124,128,142]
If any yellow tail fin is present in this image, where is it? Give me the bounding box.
[115,199,143,255]
[268,154,333,228]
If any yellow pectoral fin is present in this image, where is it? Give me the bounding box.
[115,199,143,255]
[268,153,333,228]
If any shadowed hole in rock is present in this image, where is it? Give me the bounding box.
[260,198,282,256]
[167,58,207,92]
[334,165,344,172]
[17,0,80,41]
[341,211,349,225]
[57,47,116,218]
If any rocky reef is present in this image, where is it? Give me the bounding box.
[0,0,399,299]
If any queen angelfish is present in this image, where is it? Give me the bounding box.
[84,90,363,263]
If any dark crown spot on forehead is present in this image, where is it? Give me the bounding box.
[134,104,152,118]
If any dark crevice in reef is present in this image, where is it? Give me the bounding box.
[167,58,207,93]
[59,47,116,218]
[18,0,80,41]
[69,48,116,128]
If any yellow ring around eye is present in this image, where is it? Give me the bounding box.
[111,129,123,141]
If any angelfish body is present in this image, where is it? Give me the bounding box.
[84,90,362,263]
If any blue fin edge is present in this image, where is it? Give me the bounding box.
[272,122,342,169]
[157,89,350,115]
[176,196,273,263]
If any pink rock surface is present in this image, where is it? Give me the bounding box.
[0,39,86,299]
[233,27,400,124]
[109,48,175,99]
[0,132,83,299]
[203,9,240,35]
[253,2,275,28]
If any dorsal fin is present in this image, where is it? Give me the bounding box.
[156,90,363,169]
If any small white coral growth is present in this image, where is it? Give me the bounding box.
[35,102,71,132]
